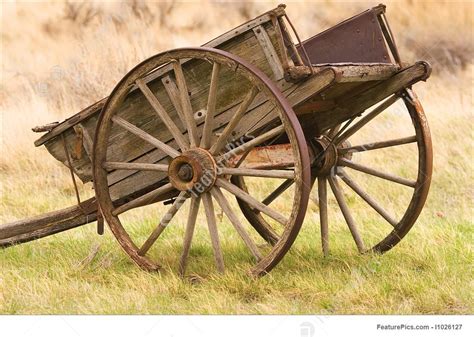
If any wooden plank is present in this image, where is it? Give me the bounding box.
[312,63,398,82]
[103,162,168,172]
[253,25,284,80]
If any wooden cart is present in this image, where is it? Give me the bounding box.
[0,4,432,276]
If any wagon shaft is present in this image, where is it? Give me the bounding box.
[0,198,97,248]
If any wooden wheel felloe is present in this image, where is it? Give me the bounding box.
[93,47,311,277]
[236,88,432,255]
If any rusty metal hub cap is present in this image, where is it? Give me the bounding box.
[168,148,217,193]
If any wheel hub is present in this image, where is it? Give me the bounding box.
[168,148,217,193]
[311,137,353,176]
[310,136,338,176]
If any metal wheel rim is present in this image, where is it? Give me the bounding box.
[93,47,311,276]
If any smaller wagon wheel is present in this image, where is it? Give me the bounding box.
[235,88,432,255]
[93,47,311,276]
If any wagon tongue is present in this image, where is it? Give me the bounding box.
[0,198,97,248]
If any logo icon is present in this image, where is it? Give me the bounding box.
[300,322,315,337]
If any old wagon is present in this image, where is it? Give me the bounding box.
[0,4,432,277]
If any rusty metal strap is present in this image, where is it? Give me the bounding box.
[270,11,314,82]
[61,134,85,214]
[282,14,314,74]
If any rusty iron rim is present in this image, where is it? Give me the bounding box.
[93,47,311,277]
[371,88,432,252]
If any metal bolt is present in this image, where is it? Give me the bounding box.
[178,164,193,182]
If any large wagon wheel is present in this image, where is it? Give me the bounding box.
[235,88,432,255]
[93,47,311,276]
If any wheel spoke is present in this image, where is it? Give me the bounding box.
[210,187,263,260]
[112,183,175,216]
[136,78,189,151]
[262,179,294,205]
[200,62,221,149]
[215,178,287,225]
[335,94,399,145]
[219,167,294,180]
[326,124,341,138]
[317,177,329,256]
[328,175,365,253]
[172,60,199,147]
[218,124,285,162]
[103,162,168,172]
[210,87,259,155]
[112,116,180,158]
[338,169,398,227]
[339,158,416,188]
[161,75,186,122]
[138,192,188,256]
[202,192,225,273]
[339,135,417,154]
[179,196,201,276]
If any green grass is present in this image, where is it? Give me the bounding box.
[1,181,472,314]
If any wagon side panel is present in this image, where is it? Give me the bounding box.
[41,18,293,202]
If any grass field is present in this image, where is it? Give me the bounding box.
[1,1,473,314]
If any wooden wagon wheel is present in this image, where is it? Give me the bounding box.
[235,88,432,255]
[93,47,311,276]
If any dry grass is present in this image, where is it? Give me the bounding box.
[0,1,473,314]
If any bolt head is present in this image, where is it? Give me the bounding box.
[177,164,193,182]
